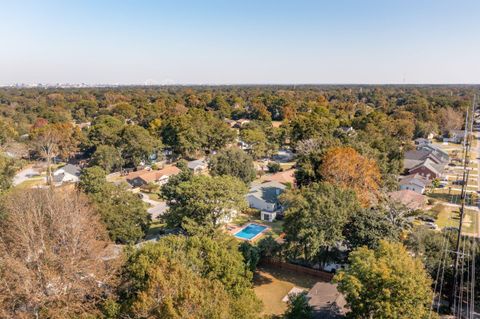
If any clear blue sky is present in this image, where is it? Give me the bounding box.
[1,0,479,84]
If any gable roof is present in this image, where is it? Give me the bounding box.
[187,159,207,170]
[126,166,181,184]
[409,158,443,176]
[307,282,347,319]
[399,173,429,188]
[56,164,81,176]
[388,190,427,210]
[248,181,287,204]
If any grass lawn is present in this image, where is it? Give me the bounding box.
[430,204,477,235]
[14,177,45,189]
[145,221,164,240]
[254,264,320,316]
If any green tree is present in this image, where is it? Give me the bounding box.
[0,154,16,193]
[161,175,247,229]
[209,148,256,184]
[257,235,282,260]
[343,208,399,250]
[283,292,314,319]
[90,144,124,172]
[120,125,161,167]
[0,118,17,146]
[79,166,150,243]
[78,166,107,194]
[335,241,433,319]
[239,241,261,272]
[118,234,261,318]
[282,182,359,262]
[88,115,125,147]
[240,127,269,159]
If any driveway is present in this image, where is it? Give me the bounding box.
[139,192,169,220]
[13,167,42,186]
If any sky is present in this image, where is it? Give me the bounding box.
[1,0,480,85]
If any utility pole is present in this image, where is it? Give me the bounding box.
[450,94,476,315]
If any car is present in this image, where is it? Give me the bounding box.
[418,215,435,223]
[453,180,465,186]
[425,222,439,230]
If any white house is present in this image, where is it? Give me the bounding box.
[53,164,81,184]
[247,181,286,222]
[399,173,429,194]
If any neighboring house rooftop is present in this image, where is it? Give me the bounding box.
[409,158,443,176]
[248,181,287,204]
[57,164,81,176]
[307,282,347,319]
[187,159,207,170]
[399,173,429,188]
[388,190,427,210]
[126,166,181,184]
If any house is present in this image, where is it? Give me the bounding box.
[247,181,286,222]
[53,164,81,184]
[414,137,431,145]
[443,129,466,144]
[126,166,181,187]
[409,158,443,179]
[338,126,356,136]
[307,282,347,319]
[272,149,294,162]
[399,173,429,194]
[187,159,208,174]
[388,190,427,210]
[418,144,449,163]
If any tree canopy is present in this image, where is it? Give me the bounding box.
[161,174,247,230]
[335,240,433,319]
[208,148,256,184]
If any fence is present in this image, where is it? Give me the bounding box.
[261,259,334,281]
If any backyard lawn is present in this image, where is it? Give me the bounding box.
[429,204,478,235]
[254,264,320,316]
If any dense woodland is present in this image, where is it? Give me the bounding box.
[0,85,478,318]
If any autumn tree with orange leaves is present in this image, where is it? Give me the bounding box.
[320,147,381,207]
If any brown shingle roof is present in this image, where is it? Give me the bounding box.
[126,166,181,183]
[388,190,427,210]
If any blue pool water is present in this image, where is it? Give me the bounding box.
[234,223,267,240]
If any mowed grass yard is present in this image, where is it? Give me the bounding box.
[429,204,478,235]
[254,264,320,316]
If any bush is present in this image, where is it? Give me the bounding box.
[267,161,282,173]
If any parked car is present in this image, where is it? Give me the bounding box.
[453,180,465,186]
[425,222,439,230]
[418,215,435,223]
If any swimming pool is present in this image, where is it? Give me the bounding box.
[234,223,268,241]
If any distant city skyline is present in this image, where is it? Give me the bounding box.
[1,0,480,85]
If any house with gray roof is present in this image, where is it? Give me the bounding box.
[187,159,208,174]
[247,181,286,222]
[53,164,81,184]
[443,129,467,144]
[399,173,429,194]
[307,282,347,319]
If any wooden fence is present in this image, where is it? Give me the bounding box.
[261,259,334,281]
